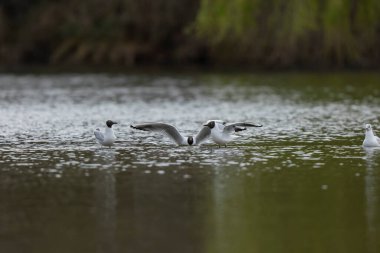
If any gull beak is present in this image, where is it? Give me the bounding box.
[113,122,118,125]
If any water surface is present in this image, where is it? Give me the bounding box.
[0,72,379,253]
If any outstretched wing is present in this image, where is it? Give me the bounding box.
[224,122,263,133]
[194,126,211,145]
[94,129,104,143]
[131,122,186,145]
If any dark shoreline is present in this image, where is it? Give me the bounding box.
[1,64,380,75]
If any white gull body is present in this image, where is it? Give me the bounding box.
[363,124,380,147]
[94,120,117,147]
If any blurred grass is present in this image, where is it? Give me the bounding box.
[0,0,380,69]
[194,0,380,68]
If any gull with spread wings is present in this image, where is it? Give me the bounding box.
[130,122,211,146]
[203,120,262,147]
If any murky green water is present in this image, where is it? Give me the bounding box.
[0,72,379,253]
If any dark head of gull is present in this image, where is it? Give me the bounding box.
[187,136,194,145]
[204,120,215,129]
[106,120,118,128]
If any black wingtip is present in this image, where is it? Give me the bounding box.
[130,125,148,131]
[248,123,263,127]
[234,127,247,132]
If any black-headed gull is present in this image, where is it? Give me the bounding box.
[363,124,380,147]
[130,122,211,146]
[94,120,118,147]
[203,120,262,147]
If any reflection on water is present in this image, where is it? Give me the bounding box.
[95,170,117,253]
[364,148,380,253]
[0,72,380,253]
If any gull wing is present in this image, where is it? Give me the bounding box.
[377,136,380,144]
[194,126,211,145]
[224,122,263,133]
[131,122,186,145]
[94,129,104,143]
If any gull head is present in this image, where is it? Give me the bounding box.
[365,124,372,132]
[204,120,215,129]
[106,120,118,128]
[187,136,194,145]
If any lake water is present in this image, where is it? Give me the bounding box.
[0,72,379,253]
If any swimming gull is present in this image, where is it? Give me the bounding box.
[94,120,118,147]
[363,124,380,147]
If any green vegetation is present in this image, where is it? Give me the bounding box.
[195,0,380,68]
[1,0,380,68]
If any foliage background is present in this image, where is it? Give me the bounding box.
[1,0,380,68]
